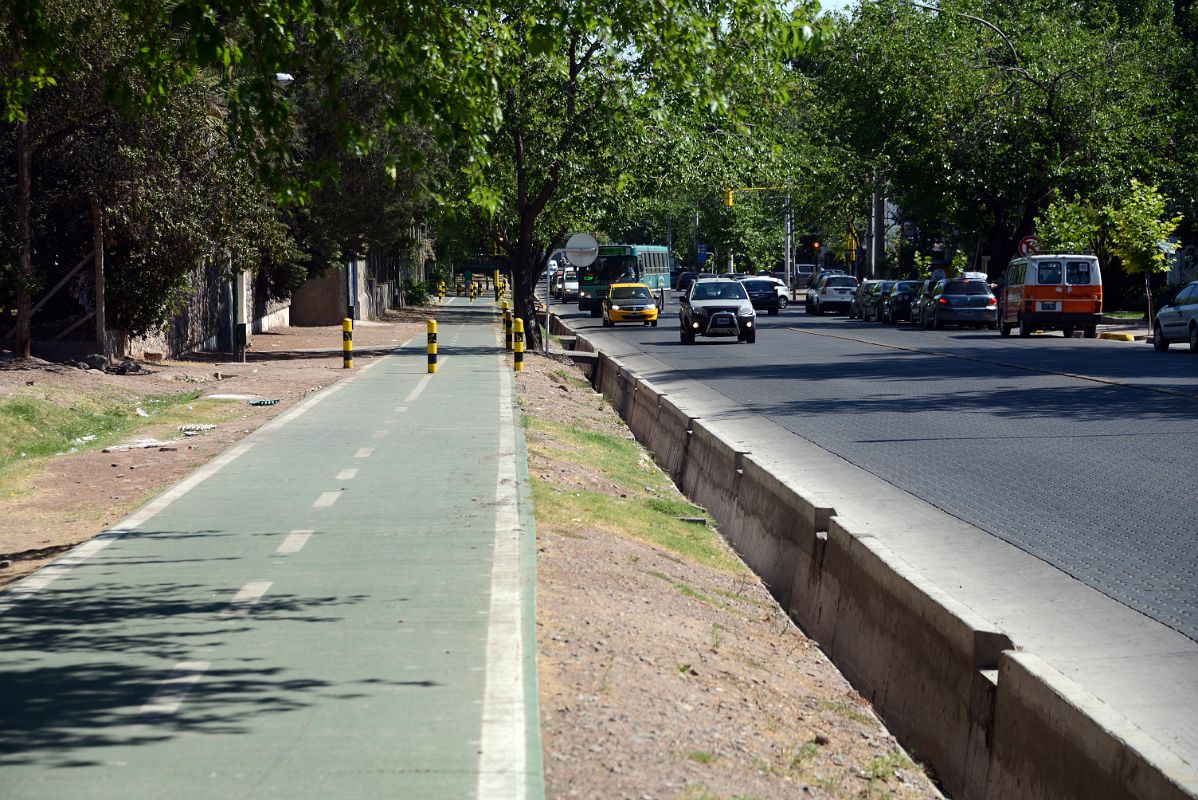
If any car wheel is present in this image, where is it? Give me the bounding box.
[922,311,932,330]
[589,307,601,318]
[805,302,814,315]
[934,314,945,331]
[986,321,998,331]
[1019,315,1033,337]
[744,328,756,343]
[1189,324,1198,352]
[651,321,658,328]
[778,296,789,310]
[1153,322,1169,351]
[1000,320,1012,336]
[1084,326,1098,339]
[1062,326,1075,338]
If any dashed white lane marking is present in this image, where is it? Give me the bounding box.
[404,374,434,403]
[476,361,527,800]
[372,429,390,440]
[219,581,272,618]
[336,468,359,480]
[313,491,341,508]
[139,661,211,715]
[394,406,409,413]
[0,351,375,615]
[354,448,375,459]
[277,530,314,555]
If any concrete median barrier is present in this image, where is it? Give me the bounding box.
[627,379,663,445]
[546,316,1192,800]
[681,421,744,529]
[646,396,692,483]
[726,455,833,610]
[813,517,1012,800]
[987,651,1197,800]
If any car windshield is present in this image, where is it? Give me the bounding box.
[743,280,773,291]
[692,282,748,300]
[826,276,858,288]
[611,286,651,300]
[944,280,991,295]
[895,281,922,293]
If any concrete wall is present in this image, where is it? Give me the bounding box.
[563,322,1195,800]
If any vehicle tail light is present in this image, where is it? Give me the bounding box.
[938,297,949,304]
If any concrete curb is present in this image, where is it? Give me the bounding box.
[555,316,1196,800]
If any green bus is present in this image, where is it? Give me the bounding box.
[577,244,671,316]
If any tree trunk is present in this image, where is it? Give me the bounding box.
[15,118,33,359]
[1145,271,1155,333]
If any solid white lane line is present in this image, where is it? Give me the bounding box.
[404,374,434,403]
[219,580,272,618]
[277,530,314,555]
[354,447,375,459]
[336,468,359,480]
[372,429,390,440]
[476,362,527,800]
[139,661,211,715]
[313,491,341,509]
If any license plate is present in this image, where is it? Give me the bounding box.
[1040,302,1058,311]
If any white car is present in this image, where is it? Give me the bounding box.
[555,270,579,301]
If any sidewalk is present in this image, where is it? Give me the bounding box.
[0,299,543,799]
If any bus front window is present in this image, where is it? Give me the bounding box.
[585,255,637,284]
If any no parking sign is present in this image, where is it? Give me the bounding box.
[1017,235,1042,256]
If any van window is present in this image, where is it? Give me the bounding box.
[1035,261,1062,284]
[1066,261,1092,285]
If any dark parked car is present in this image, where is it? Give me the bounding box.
[847,280,879,319]
[880,280,924,324]
[792,263,816,289]
[1153,280,1198,351]
[806,274,860,315]
[677,271,699,293]
[741,278,784,315]
[908,280,936,327]
[678,278,757,344]
[922,278,998,330]
[862,281,896,322]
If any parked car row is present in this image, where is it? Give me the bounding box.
[840,276,1000,329]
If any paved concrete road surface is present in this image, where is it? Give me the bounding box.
[0,300,543,800]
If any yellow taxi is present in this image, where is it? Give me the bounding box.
[601,283,660,327]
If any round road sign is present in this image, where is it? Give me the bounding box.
[1017,235,1042,256]
[564,233,599,268]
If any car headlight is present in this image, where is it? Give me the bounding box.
[610,304,621,310]
[738,306,754,317]
[579,290,590,298]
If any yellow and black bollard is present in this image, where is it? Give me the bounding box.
[493,269,501,301]
[427,319,438,374]
[342,318,353,369]
[513,318,525,372]
[504,309,513,351]
[437,281,445,303]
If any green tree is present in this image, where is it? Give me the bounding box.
[1036,196,1104,255]
[1106,179,1183,331]
[470,0,818,343]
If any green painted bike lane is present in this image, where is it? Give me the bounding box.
[0,301,543,800]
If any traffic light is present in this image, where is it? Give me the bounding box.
[725,188,734,207]
[813,240,821,252]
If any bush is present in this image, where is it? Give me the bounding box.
[404,279,430,306]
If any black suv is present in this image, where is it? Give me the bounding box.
[678,278,757,344]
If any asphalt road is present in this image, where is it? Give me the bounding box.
[553,294,1198,642]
